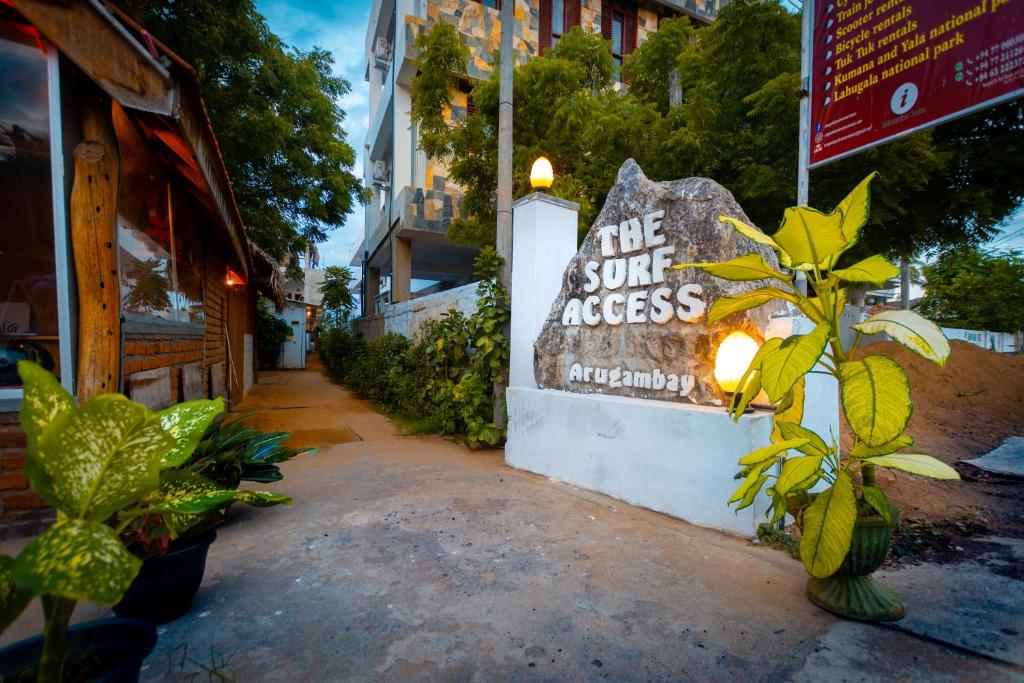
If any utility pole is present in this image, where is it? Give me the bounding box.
[494,0,514,429]
[795,0,813,297]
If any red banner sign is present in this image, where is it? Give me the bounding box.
[809,0,1024,168]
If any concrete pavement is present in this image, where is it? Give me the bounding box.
[136,360,1022,682]
[2,359,1018,681]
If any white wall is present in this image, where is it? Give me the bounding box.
[355,281,480,340]
[507,387,775,536]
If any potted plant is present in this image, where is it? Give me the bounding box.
[0,362,288,680]
[110,405,294,625]
[676,173,959,621]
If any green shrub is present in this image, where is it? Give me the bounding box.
[320,248,509,446]
[320,327,364,380]
[256,298,291,369]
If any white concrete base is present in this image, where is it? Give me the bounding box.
[506,386,774,537]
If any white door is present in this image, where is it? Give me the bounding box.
[277,304,306,369]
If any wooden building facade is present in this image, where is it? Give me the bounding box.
[0,0,278,532]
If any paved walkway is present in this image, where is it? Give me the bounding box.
[5,360,1019,681]
[134,360,1021,681]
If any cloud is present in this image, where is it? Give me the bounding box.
[256,0,370,269]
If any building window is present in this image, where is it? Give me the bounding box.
[114,104,205,327]
[611,11,623,66]
[0,15,73,399]
[601,0,637,80]
[475,0,502,9]
[540,0,580,51]
[553,0,564,46]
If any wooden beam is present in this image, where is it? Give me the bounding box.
[11,0,174,115]
[70,90,121,401]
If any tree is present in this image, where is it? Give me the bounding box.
[124,258,171,313]
[318,265,357,324]
[919,248,1024,333]
[124,0,365,259]
[410,0,1024,262]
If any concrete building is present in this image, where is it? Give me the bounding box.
[354,0,728,323]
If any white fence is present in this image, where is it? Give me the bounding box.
[838,305,1021,354]
[941,327,1022,354]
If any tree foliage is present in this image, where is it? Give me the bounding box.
[318,266,357,324]
[124,0,365,259]
[411,0,1024,259]
[920,248,1024,333]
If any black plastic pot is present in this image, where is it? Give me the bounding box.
[113,529,216,625]
[0,618,156,682]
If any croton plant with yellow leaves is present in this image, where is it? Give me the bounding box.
[676,174,959,617]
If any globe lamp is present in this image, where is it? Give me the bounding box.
[530,157,554,191]
[714,331,760,394]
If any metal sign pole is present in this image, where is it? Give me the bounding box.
[795,0,814,296]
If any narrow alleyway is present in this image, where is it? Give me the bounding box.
[126,359,1022,682]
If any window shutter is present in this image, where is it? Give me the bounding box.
[540,0,552,51]
[567,0,581,29]
[623,11,637,56]
[467,97,478,116]
[495,0,503,10]
[600,1,612,40]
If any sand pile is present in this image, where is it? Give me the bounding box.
[841,340,1024,525]
[848,340,1024,461]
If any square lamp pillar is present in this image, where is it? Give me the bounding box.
[509,193,579,389]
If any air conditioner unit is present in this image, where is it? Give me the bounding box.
[372,160,390,185]
[373,37,392,66]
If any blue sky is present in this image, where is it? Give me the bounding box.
[257,0,371,270]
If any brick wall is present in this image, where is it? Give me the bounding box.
[123,333,206,400]
[0,414,50,534]
[204,260,229,396]
[0,239,243,535]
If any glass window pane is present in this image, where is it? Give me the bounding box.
[612,12,623,55]
[0,21,61,388]
[168,190,205,324]
[114,105,178,323]
[553,0,564,36]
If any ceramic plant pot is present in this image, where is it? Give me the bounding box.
[113,529,216,625]
[806,513,904,622]
[0,618,156,682]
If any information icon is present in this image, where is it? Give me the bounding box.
[890,83,918,115]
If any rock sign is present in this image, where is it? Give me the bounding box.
[533,160,784,406]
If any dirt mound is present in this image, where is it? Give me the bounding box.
[851,340,1024,460]
[842,340,1024,537]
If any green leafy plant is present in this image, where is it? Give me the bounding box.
[318,249,509,447]
[256,298,291,369]
[185,413,314,488]
[676,174,960,582]
[0,362,291,682]
[458,246,509,445]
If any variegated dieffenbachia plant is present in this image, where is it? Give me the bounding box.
[0,362,291,683]
[675,174,960,581]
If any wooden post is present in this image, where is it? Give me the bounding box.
[70,91,121,400]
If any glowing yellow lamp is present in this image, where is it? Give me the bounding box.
[714,331,760,394]
[530,156,554,190]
